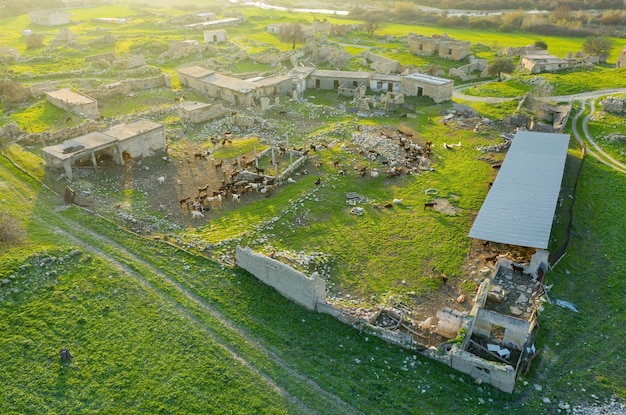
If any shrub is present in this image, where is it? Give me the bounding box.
[0,212,26,246]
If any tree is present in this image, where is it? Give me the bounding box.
[534,40,548,50]
[363,12,383,35]
[486,57,515,81]
[278,23,304,50]
[582,36,613,62]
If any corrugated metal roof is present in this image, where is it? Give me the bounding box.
[468,131,570,249]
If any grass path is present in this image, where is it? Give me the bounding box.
[51,217,362,415]
[0,155,361,414]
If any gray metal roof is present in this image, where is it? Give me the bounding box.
[468,131,570,249]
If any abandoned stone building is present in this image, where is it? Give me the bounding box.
[177,65,293,106]
[369,73,402,93]
[41,119,165,180]
[28,9,71,26]
[407,33,470,61]
[46,88,100,119]
[178,101,226,123]
[203,29,227,44]
[519,50,569,73]
[306,69,371,92]
[400,73,453,103]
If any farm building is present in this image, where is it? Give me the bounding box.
[46,88,100,119]
[307,69,371,91]
[28,9,70,26]
[203,29,227,43]
[469,130,570,249]
[41,119,165,180]
[178,101,226,123]
[519,50,568,73]
[400,73,453,103]
[370,73,402,93]
[177,65,293,106]
[407,33,470,61]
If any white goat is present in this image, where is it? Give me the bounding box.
[191,210,204,219]
[392,198,403,204]
[287,177,296,184]
[157,176,165,185]
[370,170,379,178]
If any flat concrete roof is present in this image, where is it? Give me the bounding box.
[103,119,163,141]
[468,131,570,249]
[310,70,372,79]
[249,75,292,87]
[46,88,96,105]
[177,65,214,79]
[42,132,117,161]
[185,17,242,29]
[207,73,256,93]
[371,73,401,82]
[402,73,452,86]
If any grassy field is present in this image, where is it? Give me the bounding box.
[1,2,626,413]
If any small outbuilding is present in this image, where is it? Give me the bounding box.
[203,29,227,43]
[46,88,100,119]
[41,119,165,180]
[400,73,453,103]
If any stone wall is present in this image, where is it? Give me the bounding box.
[236,246,326,311]
[90,74,171,99]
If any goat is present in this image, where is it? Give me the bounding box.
[440,272,448,285]
[370,169,379,178]
[278,110,287,115]
[400,113,408,118]
[157,176,165,185]
[191,210,204,219]
[484,255,498,265]
[254,166,265,175]
[232,193,240,203]
[194,153,206,161]
[65,116,73,123]
[392,198,403,204]
[310,144,316,152]
[278,146,287,156]
[314,177,321,185]
[287,177,296,184]
[332,160,340,169]
[512,264,525,275]
[198,185,210,195]
[214,160,223,169]
[443,143,453,150]
[179,196,192,208]
[424,202,437,210]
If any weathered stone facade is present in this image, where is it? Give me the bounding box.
[46,88,100,119]
[401,72,453,103]
[407,33,470,61]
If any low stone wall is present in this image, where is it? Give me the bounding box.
[90,74,170,99]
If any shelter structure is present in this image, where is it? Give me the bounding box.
[42,119,164,180]
[519,50,568,73]
[307,69,371,91]
[203,29,227,43]
[46,88,100,119]
[370,73,402,93]
[469,130,570,249]
[400,73,453,103]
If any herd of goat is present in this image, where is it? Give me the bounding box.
[153,127,442,219]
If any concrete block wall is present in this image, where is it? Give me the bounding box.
[236,246,326,311]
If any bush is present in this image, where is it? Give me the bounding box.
[0,212,26,246]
